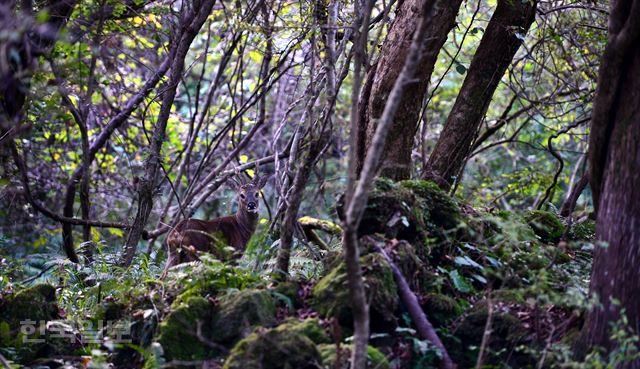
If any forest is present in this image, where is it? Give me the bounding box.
[0,0,639,367]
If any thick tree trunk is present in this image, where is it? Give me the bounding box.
[120,1,216,266]
[355,0,462,181]
[577,1,640,364]
[424,0,537,189]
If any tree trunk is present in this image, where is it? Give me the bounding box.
[577,1,640,364]
[424,0,537,190]
[120,0,216,266]
[355,0,463,181]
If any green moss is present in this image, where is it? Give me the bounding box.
[453,302,533,368]
[211,289,276,344]
[525,210,565,243]
[0,284,59,329]
[421,293,461,327]
[275,318,329,344]
[359,178,424,242]
[318,344,391,369]
[311,253,398,330]
[399,180,461,229]
[568,220,596,241]
[171,259,259,306]
[223,325,321,369]
[157,296,218,361]
[273,280,301,308]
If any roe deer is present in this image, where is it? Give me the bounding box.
[163,173,269,276]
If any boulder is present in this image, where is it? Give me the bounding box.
[318,344,391,369]
[524,210,565,244]
[222,323,322,369]
[311,253,398,331]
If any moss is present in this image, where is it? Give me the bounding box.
[273,280,302,308]
[399,180,461,230]
[421,293,461,327]
[223,325,321,369]
[311,253,398,330]
[171,260,259,306]
[157,296,218,361]
[568,220,596,241]
[275,318,330,344]
[525,210,565,243]
[211,289,276,344]
[359,178,425,242]
[0,284,59,329]
[318,344,391,369]
[453,302,533,368]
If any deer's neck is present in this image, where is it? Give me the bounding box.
[235,208,258,241]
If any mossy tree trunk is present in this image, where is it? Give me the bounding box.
[424,0,537,190]
[577,1,640,364]
[355,0,463,181]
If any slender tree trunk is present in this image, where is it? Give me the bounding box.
[424,0,537,190]
[576,1,640,364]
[120,0,216,267]
[560,170,589,217]
[355,0,463,181]
[344,1,435,368]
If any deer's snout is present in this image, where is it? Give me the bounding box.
[247,201,257,211]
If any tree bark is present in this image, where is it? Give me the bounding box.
[577,1,640,364]
[120,0,216,267]
[424,0,537,190]
[355,0,463,181]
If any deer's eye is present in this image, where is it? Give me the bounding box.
[255,192,259,198]
[240,193,246,199]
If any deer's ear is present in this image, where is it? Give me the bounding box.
[256,174,271,189]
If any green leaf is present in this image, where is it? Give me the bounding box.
[454,255,483,270]
[448,270,473,293]
[455,63,467,75]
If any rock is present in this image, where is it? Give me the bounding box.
[568,220,596,241]
[524,210,565,243]
[311,253,398,331]
[0,284,59,329]
[399,180,461,230]
[211,289,276,344]
[274,318,330,345]
[157,296,217,361]
[318,344,391,369]
[223,323,322,369]
[420,293,461,327]
[453,301,533,368]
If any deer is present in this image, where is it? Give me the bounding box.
[162,171,269,277]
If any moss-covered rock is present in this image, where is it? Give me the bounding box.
[356,178,426,242]
[275,318,330,344]
[420,293,461,327]
[399,180,461,230]
[318,344,391,369]
[452,302,533,368]
[170,259,259,306]
[157,296,217,361]
[525,210,565,243]
[568,220,596,241]
[211,289,276,344]
[311,253,398,331]
[273,280,302,309]
[0,284,59,329]
[222,324,321,369]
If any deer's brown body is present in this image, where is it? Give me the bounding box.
[163,173,268,275]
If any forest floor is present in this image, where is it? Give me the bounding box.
[0,179,603,369]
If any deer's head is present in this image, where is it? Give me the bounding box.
[230,173,269,214]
